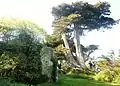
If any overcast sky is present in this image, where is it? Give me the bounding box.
[0,0,120,57]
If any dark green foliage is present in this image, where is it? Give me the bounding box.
[0,18,58,85]
[52,1,117,31]
[0,29,45,85]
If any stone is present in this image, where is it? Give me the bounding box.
[41,46,57,82]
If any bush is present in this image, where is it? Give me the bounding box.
[94,69,114,82]
[94,60,120,84]
[0,29,57,85]
[112,67,120,84]
[0,37,44,85]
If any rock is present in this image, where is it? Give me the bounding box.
[41,46,58,82]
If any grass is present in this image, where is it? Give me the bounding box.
[39,75,119,86]
[0,75,120,86]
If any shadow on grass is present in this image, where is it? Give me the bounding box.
[0,75,119,86]
[66,73,94,80]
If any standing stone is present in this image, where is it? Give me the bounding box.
[41,46,57,82]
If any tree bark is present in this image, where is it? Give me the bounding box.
[61,33,80,68]
[74,28,86,69]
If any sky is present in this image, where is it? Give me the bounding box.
[0,0,120,57]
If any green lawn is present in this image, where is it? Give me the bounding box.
[0,75,120,86]
[38,76,119,86]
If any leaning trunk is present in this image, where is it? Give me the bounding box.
[74,28,86,69]
[61,33,80,67]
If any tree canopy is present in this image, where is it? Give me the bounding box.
[52,1,118,69]
[52,1,117,32]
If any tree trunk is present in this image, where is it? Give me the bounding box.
[74,28,86,69]
[61,33,80,68]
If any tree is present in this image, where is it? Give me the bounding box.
[52,1,118,69]
[82,44,99,62]
[86,45,99,57]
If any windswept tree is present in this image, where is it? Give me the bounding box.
[52,1,118,69]
[85,45,99,57]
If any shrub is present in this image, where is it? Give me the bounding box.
[94,69,114,82]
[0,40,44,85]
[112,67,120,84]
[0,29,57,85]
[94,60,120,84]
